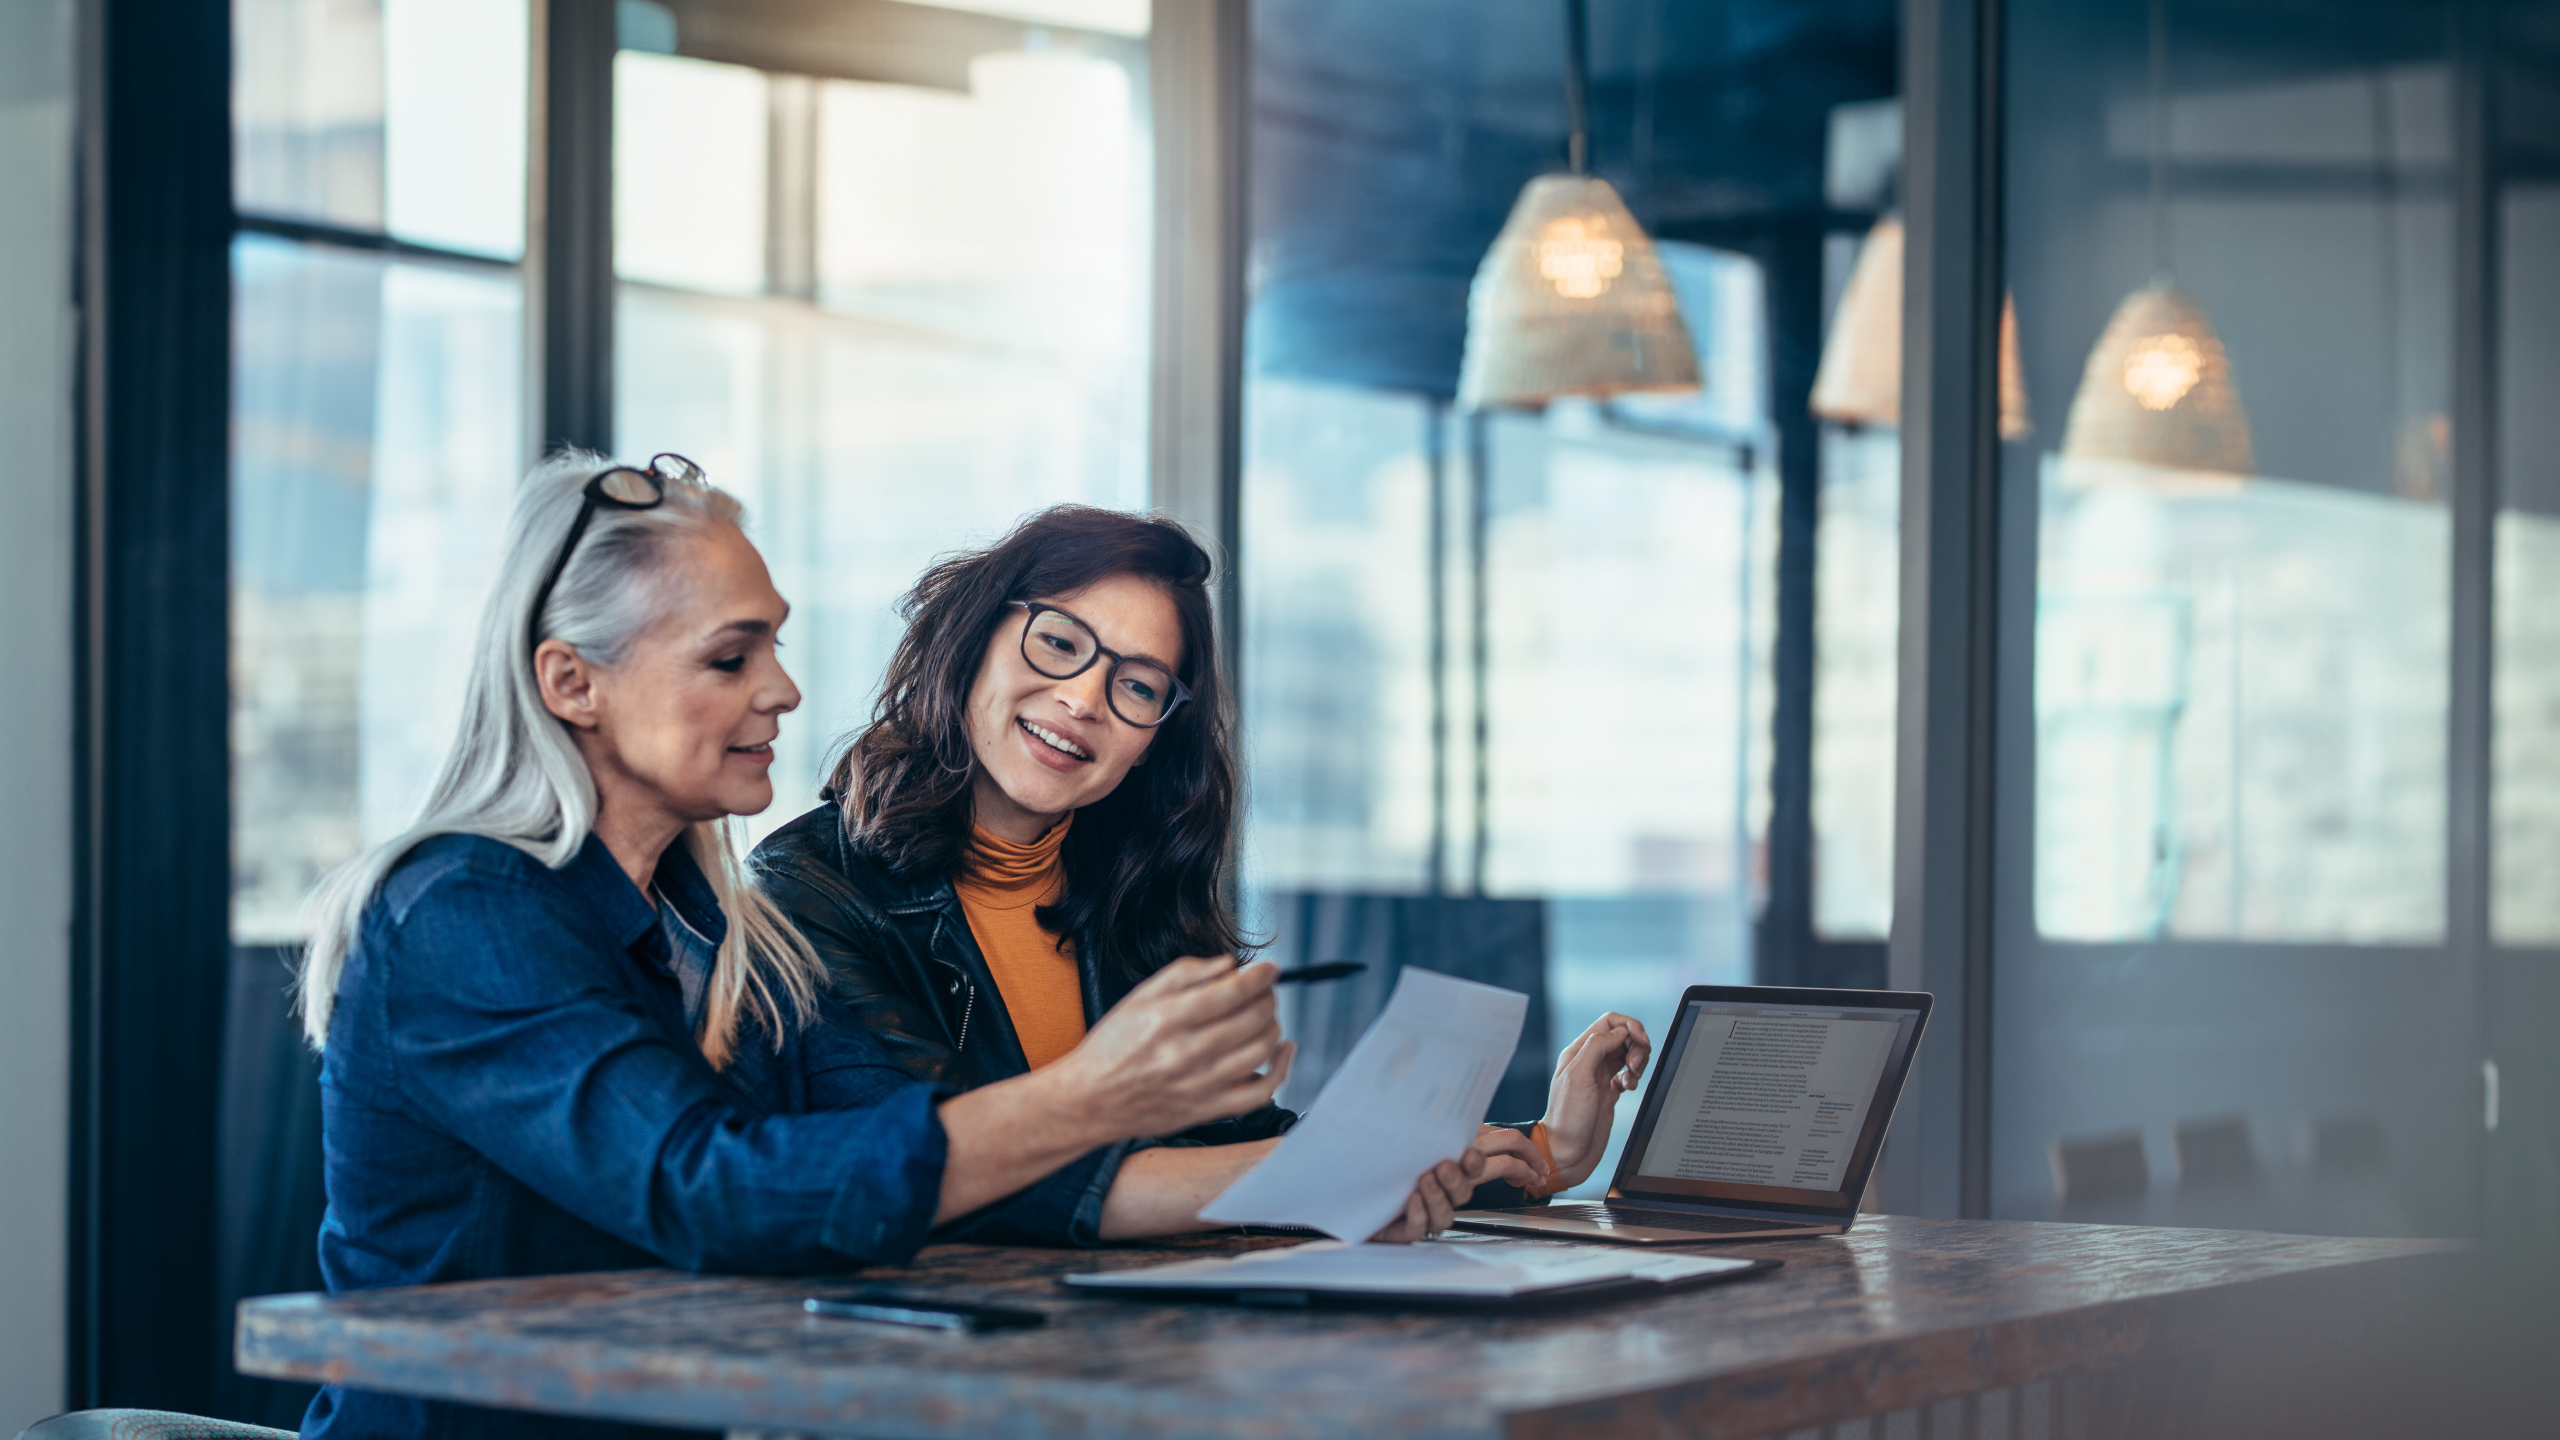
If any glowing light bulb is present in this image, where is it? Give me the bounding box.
[2121,334,2202,411]
[1534,215,1624,299]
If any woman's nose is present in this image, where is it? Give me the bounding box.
[1055,663,1109,717]
[762,655,802,713]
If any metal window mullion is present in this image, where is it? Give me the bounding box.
[536,0,618,455]
[2449,0,2498,1233]
[1886,0,2005,1220]
[1147,0,1249,694]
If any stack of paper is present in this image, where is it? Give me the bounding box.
[1064,1237,1757,1299]
[1199,967,1528,1241]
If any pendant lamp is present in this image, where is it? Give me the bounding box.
[1455,0,1699,411]
[1808,213,2033,440]
[2058,0,2254,483]
[2058,280,2253,477]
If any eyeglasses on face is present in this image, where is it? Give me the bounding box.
[525,453,701,660]
[1008,601,1190,729]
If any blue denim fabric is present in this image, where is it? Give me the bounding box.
[304,832,950,1440]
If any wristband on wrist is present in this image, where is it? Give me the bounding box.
[1526,1122,1563,1198]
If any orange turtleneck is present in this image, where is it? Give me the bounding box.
[954,816,1086,1069]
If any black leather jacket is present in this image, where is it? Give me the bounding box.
[747,801,1297,1148]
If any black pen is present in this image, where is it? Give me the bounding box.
[1270,961,1366,985]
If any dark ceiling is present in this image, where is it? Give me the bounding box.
[1246,0,1899,396]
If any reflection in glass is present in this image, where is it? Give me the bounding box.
[1240,379,1438,894]
[1242,252,1776,1195]
[1993,0,2477,1240]
[2495,185,2560,945]
[230,236,524,942]
[1812,426,1900,939]
[2028,47,2454,945]
[2036,474,2446,942]
[614,43,1152,847]
[233,0,528,257]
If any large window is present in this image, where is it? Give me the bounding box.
[230,0,529,944]
[611,18,1153,842]
[228,0,1159,937]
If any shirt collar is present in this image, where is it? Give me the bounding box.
[563,828,730,953]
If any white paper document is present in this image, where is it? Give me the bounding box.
[1197,967,1528,1241]
[1064,1236,1757,1299]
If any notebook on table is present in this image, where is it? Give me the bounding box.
[1453,985,1932,1246]
[1061,1235,1776,1310]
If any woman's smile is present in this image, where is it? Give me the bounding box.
[1019,717,1093,766]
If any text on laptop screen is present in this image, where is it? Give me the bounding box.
[1633,1004,1909,1193]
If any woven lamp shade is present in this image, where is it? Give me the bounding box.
[2060,281,2254,479]
[1456,173,1700,410]
[1808,214,2032,439]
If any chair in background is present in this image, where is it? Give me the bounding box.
[2172,1114,2262,1187]
[16,1412,294,1440]
[2048,1128,2151,1221]
[2168,1113,2278,1231]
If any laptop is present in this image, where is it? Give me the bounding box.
[1453,985,1932,1245]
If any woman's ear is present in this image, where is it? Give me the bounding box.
[535,639,603,729]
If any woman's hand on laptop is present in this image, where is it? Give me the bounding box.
[1536,1012,1653,1189]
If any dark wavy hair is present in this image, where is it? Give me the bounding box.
[823,505,1241,986]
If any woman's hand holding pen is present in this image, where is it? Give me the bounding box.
[1535,1012,1653,1190]
[1047,955,1297,1140]
[936,957,1293,1225]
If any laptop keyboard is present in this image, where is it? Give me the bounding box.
[1505,1203,1799,1234]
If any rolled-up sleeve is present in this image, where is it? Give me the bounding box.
[381,862,948,1272]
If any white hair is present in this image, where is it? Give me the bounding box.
[297,450,824,1068]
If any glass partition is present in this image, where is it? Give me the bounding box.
[1241,0,1894,1188]
[1992,0,2477,1236]
[2494,178,2560,946]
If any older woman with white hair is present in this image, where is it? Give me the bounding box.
[295,453,1299,1440]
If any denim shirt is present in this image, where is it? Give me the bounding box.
[305,831,956,1440]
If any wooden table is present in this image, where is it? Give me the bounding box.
[235,1217,2470,1440]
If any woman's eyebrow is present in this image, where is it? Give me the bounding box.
[1040,602,1174,670]
[1116,644,1177,670]
[704,618,774,642]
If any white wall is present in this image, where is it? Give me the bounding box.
[0,0,78,1427]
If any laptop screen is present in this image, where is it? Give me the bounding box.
[1609,990,1928,1217]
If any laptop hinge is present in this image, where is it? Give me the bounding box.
[1603,1193,1851,1226]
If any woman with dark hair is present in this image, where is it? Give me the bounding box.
[752,505,1649,1237]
